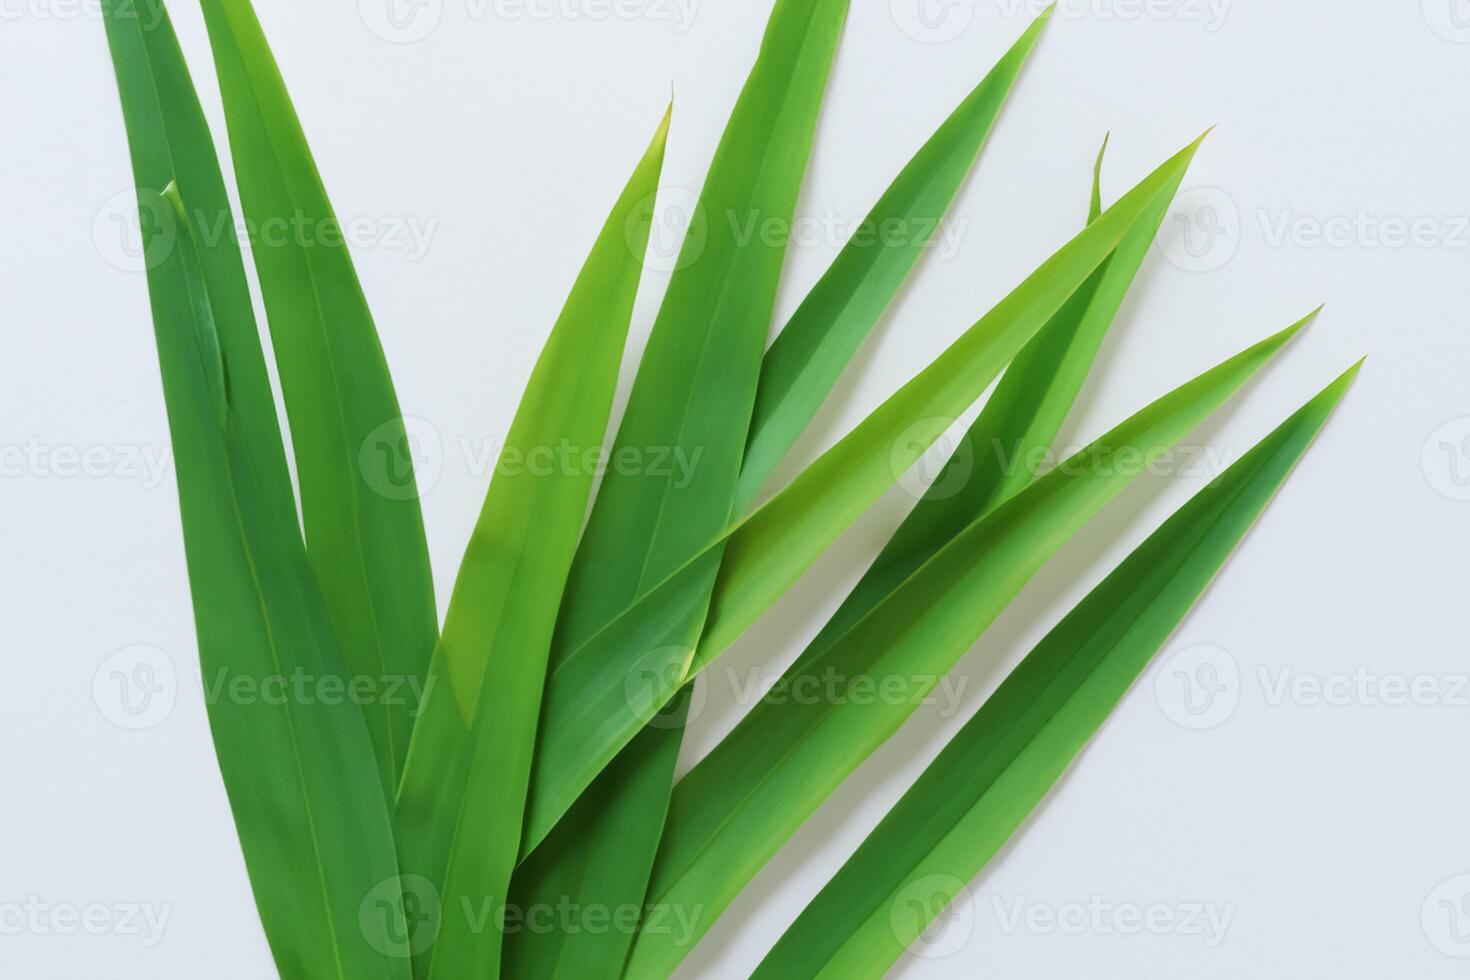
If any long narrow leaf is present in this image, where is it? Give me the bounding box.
[626,316,1312,975]
[794,134,1135,667]
[507,18,1048,976]
[736,7,1053,506]
[522,134,1206,852]
[506,1,854,973]
[389,113,671,980]
[755,361,1359,979]
[101,3,408,976]
[198,0,437,792]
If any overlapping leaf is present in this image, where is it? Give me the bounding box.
[522,134,1209,853]
[506,1,854,973]
[101,2,408,976]
[754,362,1358,979]
[392,112,673,980]
[198,0,437,793]
[507,15,1049,977]
[626,316,1312,975]
[736,8,1053,506]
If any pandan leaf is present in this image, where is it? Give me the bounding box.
[101,2,409,976]
[754,361,1359,979]
[506,16,1048,975]
[793,133,1138,670]
[737,7,1053,507]
[505,0,854,973]
[198,0,437,793]
[626,316,1312,976]
[386,112,671,980]
[550,0,854,655]
[521,135,1205,854]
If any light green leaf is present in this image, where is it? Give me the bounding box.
[737,7,1053,507]
[521,134,1206,854]
[198,0,438,793]
[101,2,409,976]
[626,315,1312,976]
[388,111,670,980]
[550,0,855,655]
[793,133,1137,665]
[507,0,854,973]
[754,361,1359,979]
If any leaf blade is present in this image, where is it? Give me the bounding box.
[736,7,1052,506]
[198,0,438,792]
[521,135,1206,852]
[755,361,1358,979]
[625,317,1312,976]
[101,3,409,976]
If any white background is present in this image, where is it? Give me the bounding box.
[3,0,1470,976]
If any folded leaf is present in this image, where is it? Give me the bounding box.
[199,0,437,793]
[388,111,670,980]
[755,360,1358,979]
[626,315,1312,976]
[102,3,409,976]
[522,134,1206,853]
[737,7,1053,507]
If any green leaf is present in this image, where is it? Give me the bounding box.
[385,111,671,980]
[521,135,1206,854]
[736,7,1053,508]
[794,133,1137,666]
[101,3,409,977]
[625,316,1312,976]
[198,0,438,793]
[754,361,1359,979]
[506,0,854,973]
[551,0,855,655]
